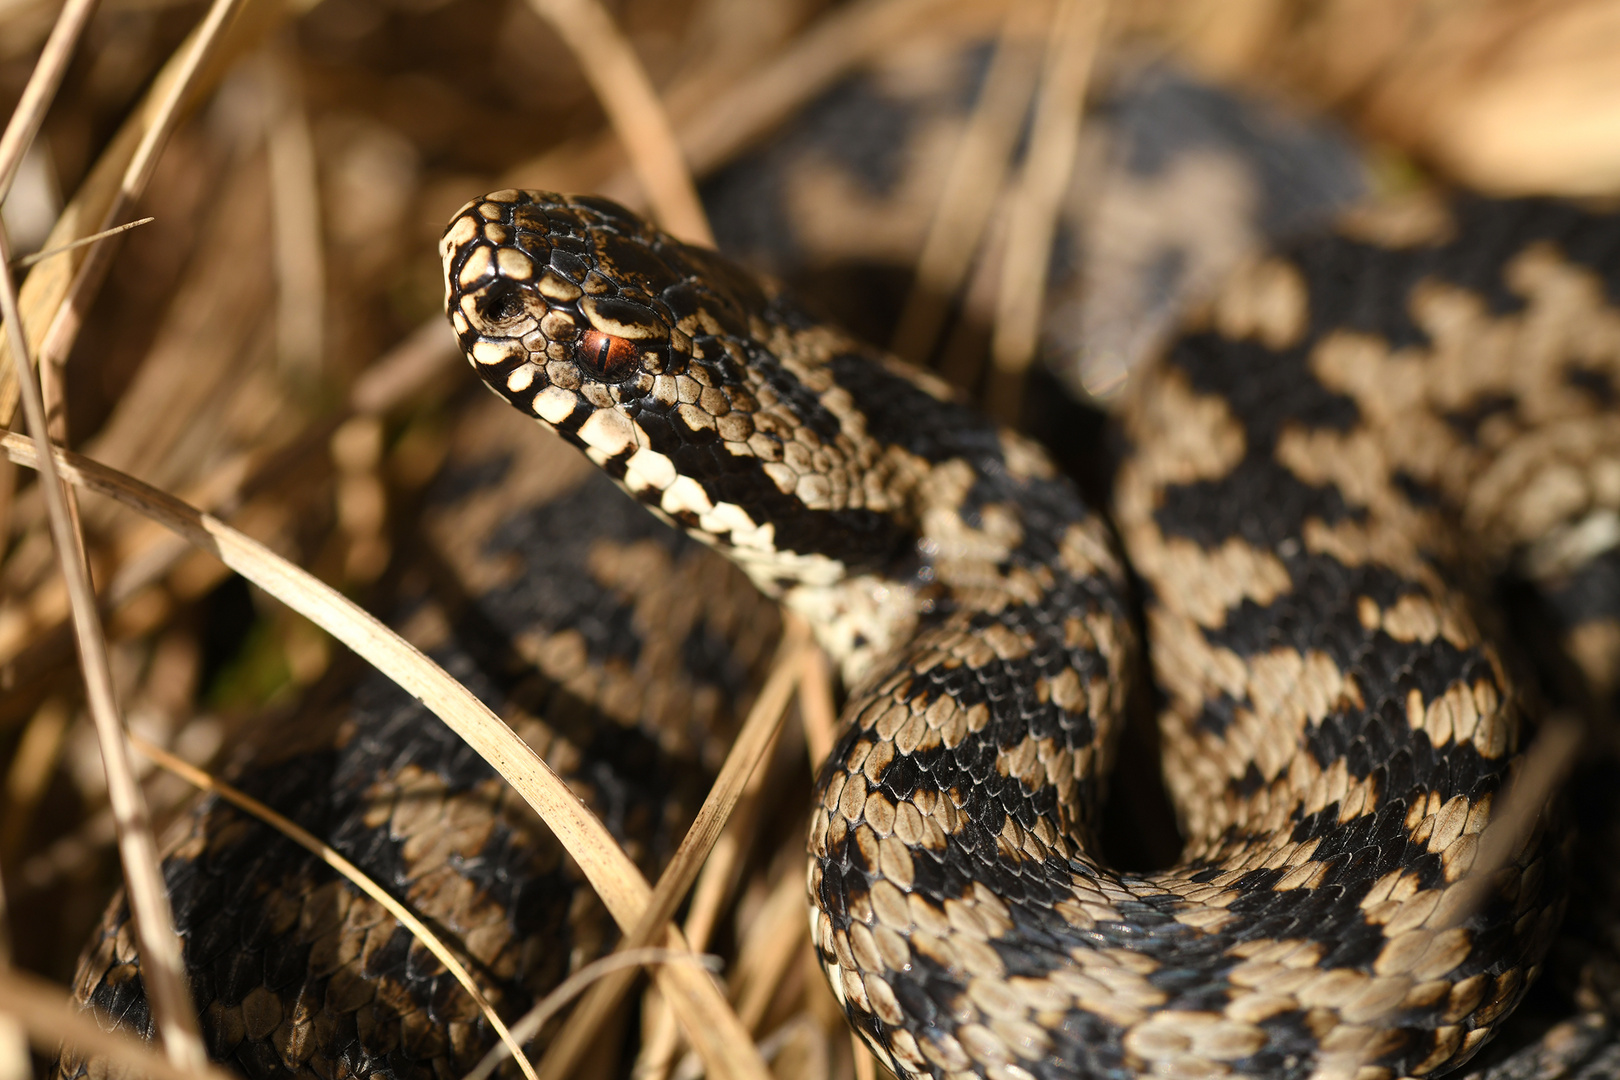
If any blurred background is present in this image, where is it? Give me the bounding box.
[0,0,1617,1075]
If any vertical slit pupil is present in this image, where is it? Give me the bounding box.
[580,329,642,382]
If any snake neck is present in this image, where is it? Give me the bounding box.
[440,189,1116,684]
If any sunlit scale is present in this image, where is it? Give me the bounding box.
[439,189,1596,1080]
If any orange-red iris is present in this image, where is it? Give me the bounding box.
[578,328,642,383]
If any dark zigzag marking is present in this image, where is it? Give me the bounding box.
[620,393,909,572]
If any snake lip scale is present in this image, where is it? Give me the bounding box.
[436,188,1620,1080]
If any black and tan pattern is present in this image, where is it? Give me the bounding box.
[440,190,1620,1080]
[54,395,783,1080]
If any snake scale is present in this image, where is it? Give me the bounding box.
[57,183,1620,1080]
[432,188,1620,1080]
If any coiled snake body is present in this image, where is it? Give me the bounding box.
[440,190,1620,1080]
[58,190,1620,1080]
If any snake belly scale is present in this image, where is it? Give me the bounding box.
[440,190,1620,1080]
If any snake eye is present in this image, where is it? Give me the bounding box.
[578,328,649,383]
[477,280,529,328]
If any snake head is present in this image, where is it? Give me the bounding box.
[442,189,874,559]
[441,190,766,420]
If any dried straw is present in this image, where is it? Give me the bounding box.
[852,1037,877,1080]
[534,615,811,1080]
[0,0,290,423]
[634,677,802,1080]
[890,0,1044,366]
[262,42,326,382]
[798,645,838,768]
[987,0,1106,421]
[0,0,206,1060]
[0,695,70,861]
[11,217,156,269]
[33,0,259,388]
[0,865,24,1080]
[468,950,725,1080]
[523,0,713,246]
[0,0,97,201]
[0,219,206,1070]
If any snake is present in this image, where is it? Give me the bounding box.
[55,185,1620,1080]
[436,188,1620,1080]
[55,396,786,1080]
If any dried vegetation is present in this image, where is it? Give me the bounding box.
[0,0,1615,1077]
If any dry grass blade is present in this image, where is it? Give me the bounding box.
[679,803,758,952]
[987,0,1106,422]
[633,857,738,1080]
[0,968,236,1080]
[798,644,838,768]
[11,217,156,268]
[635,682,799,1080]
[0,865,26,1080]
[0,1022,19,1079]
[35,0,256,383]
[752,1017,825,1072]
[731,867,809,1031]
[0,0,98,200]
[348,318,462,414]
[263,43,325,381]
[852,1037,877,1080]
[502,0,986,212]
[636,991,684,1080]
[125,733,541,1080]
[0,0,99,637]
[1,695,70,861]
[523,0,713,246]
[0,0,289,423]
[890,0,1045,365]
[0,315,453,694]
[0,433,771,1080]
[0,3,262,1060]
[367,8,982,419]
[0,453,12,574]
[534,615,810,1080]
[672,0,993,181]
[0,212,205,1067]
[0,442,270,685]
[466,949,725,1080]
